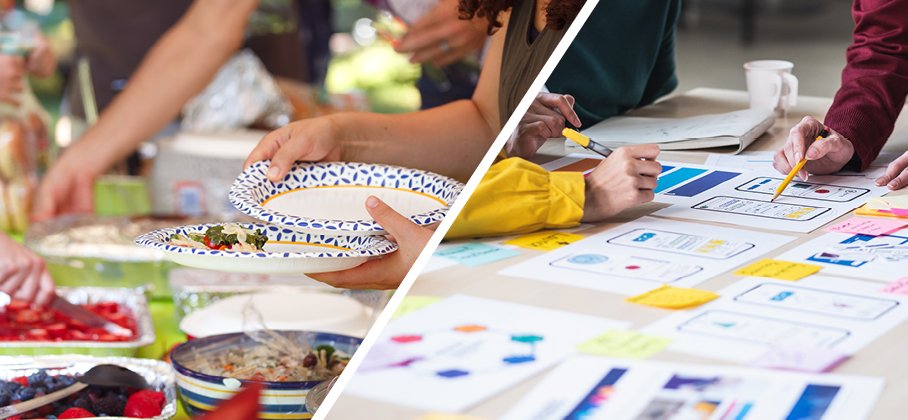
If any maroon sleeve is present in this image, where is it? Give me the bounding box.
[823,0,908,170]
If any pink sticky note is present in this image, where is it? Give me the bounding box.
[891,208,908,217]
[826,217,908,236]
[750,347,848,373]
[880,277,908,296]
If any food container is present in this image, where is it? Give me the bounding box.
[0,355,177,419]
[25,215,226,298]
[179,291,373,339]
[169,331,362,419]
[168,268,391,326]
[0,287,155,356]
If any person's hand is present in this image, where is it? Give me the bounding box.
[27,34,57,78]
[0,234,55,306]
[394,0,487,67]
[244,116,345,182]
[309,196,434,289]
[875,151,908,190]
[581,145,661,222]
[506,93,581,159]
[0,54,25,106]
[774,116,855,181]
[31,152,98,221]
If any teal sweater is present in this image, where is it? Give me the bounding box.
[546,0,681,126]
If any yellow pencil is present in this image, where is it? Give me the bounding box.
[562,128,613,158]
[771,129,829,202]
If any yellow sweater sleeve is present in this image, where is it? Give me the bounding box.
[446,157,585,239]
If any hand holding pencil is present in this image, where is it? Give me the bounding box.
[773,116,855,181]
[772,128,829,201]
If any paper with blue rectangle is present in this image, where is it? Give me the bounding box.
[436,242,520,266]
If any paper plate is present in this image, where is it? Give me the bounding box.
[135,223,397,274]
[230,161,463,235]
[179,292,372,339]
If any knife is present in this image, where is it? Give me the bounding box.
[49,296,133,337]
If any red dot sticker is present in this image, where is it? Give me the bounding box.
[625,265,641,270]
[816,189,830,194]
[391,335,422,343]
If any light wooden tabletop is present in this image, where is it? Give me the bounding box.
[329,88,908,419]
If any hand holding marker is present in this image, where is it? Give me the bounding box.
[562,128,613,158]
[771,129,829,202]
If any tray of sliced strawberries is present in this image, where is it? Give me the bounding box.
[0,288,154,356]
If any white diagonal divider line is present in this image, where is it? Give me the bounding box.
[313,1,602,417]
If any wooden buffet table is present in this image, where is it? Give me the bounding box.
[329,88,908,419]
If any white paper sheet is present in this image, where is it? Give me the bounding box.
[498,217,794,295]
[581,109,773,144]
[775,227,908,283]
[705,151,899,170]
[343,295,629,412]
[643,276,908,362]
[653,168,890,233]
[705,151,776,170]
[503,356,883,420]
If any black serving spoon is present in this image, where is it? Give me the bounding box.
[0,364,149,419]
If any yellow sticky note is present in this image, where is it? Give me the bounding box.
[393,295,442,319]
[578,330,672,359]
[626,285,719,310]
[504,231,584,251]
[734,259,821,281]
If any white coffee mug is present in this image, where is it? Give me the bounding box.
[744,60,799,116]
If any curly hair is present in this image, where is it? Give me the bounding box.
[458,0,586,34]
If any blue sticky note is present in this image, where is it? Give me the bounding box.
[436,242,520,266]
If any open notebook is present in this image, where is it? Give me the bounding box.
[579,109,775,153]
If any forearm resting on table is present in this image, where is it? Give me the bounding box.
[63,0,250,170]
[339,100,496,182]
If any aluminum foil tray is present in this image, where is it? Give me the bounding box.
[0,355,176,419]
[0,287,155,356]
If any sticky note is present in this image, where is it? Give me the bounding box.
[504,231,584,251]
[866,195,908,210]
[626,285,719,309]
[750,346,848,373]
[393,296,442,319]
[733,259,821,281]
[880,277,908,296]
[435,242,519,266]
[577,330,672,359]
[826,217,908,236]
[855,205,908,218]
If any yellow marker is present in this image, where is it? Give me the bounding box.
[772,129,830,202]
[562,128,613,158]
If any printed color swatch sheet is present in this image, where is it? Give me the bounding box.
[777,227,908,283]
[343,295,628,412]
[503,356,883,420]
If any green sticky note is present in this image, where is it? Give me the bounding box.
[578,330,672,359]
[393,296,442,320]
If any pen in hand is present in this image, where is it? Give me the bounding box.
[771,129,830,202]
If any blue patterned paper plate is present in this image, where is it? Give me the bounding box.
[229,161,464,235]
[135,223,397,274]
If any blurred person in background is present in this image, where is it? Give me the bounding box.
[0,14,56,306]
[389,0,487,109]
[447,0,679,238]
[773,0,908,189]
[32,0,317,219]
[243,0,588,288]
